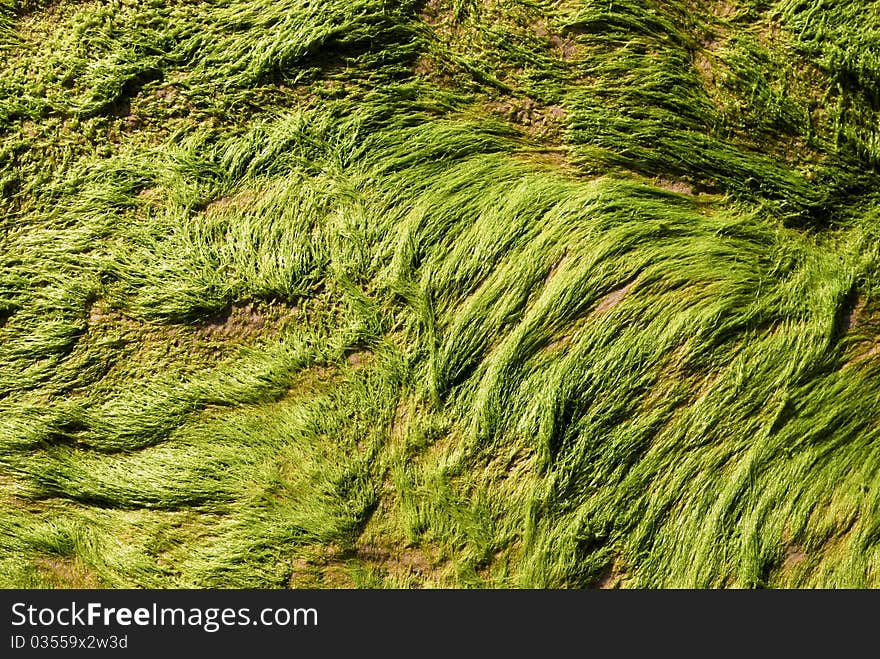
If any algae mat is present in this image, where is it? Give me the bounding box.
[2,0,880,588]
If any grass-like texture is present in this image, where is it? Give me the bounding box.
[2,0,880,588]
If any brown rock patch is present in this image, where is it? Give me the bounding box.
[712,1,737,18]
[655,177,694,195]
[33,556,101,589]
[594,559,628,588]
[203,190,259,216]
[782,545,807,570]
[592,279,638,315]
[488,98,567,142]
[197,301,299,342]
[345,350,373,369]
[289,540,444,588]
[356,542,435,577]
[694,51,715,84]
